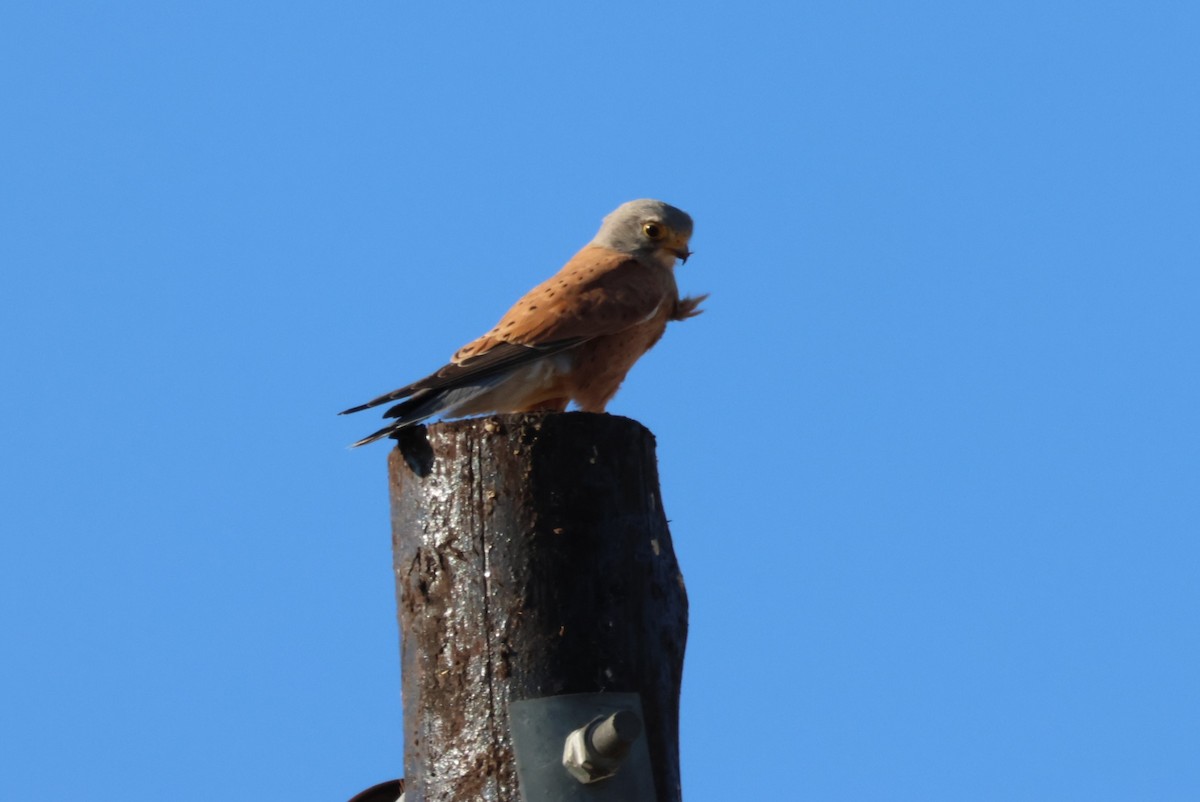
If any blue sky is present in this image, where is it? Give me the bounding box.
[2,2,1198,799]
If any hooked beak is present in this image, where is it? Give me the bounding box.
[672,232,700,264]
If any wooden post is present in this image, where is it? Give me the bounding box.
[388,412,688,802]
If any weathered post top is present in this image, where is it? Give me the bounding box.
[389,412,688,802]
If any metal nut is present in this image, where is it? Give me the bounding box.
[562,710,643,784]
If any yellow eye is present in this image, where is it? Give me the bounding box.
[642,222,665,240]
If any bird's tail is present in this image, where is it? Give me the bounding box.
[347,380,506,447]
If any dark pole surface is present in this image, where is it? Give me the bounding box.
[389,412,688,802]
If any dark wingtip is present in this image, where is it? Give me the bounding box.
[338,404,370,416]
[349,426,395,448]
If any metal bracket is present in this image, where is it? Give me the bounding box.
[509,693,657,802]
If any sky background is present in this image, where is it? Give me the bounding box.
[2,2,1198,800]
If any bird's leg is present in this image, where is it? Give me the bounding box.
[671,293,709,321]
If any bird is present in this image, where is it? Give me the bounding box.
[341,199,707,447]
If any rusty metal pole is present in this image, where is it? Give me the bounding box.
[388,412,688,802]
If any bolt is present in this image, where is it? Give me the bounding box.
[589,709,642,759]
[562,709,643,784]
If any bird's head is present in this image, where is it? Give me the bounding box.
[591,199,694,268]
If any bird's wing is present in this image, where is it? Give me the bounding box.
[453,246,676,361]
[338,338,582,416]
[339,247,674,417]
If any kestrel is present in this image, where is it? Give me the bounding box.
[341,199,706,447]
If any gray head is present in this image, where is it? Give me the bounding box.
[589,199,694,265]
